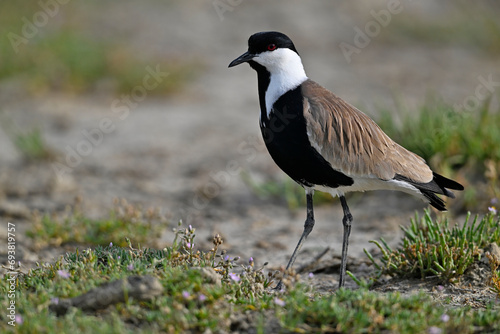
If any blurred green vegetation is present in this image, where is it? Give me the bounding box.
[13,128,55,161]
[380,2,500,55]
[0,113,55,161]
[366,210,500,283]
[0,1,198,95]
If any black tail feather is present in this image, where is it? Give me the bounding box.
[432,172,464,198]
[394,173,464,211]
[421,190,447,211]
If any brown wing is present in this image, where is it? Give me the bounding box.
[302,79,433,182]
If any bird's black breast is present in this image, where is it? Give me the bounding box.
[259,85,353,189]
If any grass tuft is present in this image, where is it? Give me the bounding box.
[0,114,55,162]
[13,128,55,161]
[366,209,500,282]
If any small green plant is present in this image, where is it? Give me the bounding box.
[13,128,54,161]
[0,115,55,161]
[366,210,500,282]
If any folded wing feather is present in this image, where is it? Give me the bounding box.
[302,79,433,183]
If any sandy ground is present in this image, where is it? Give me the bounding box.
[1,1,499,296]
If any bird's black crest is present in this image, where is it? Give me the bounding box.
[247,31,299,55]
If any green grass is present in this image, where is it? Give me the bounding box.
[2,217,500,333]
[0,114,55,161]
[13,128,54,161]
[366,210,500,283]
[2,224,277,333]
[0,2,198,95]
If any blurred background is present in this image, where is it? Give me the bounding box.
[1,0,499,277]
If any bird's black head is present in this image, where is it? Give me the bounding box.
[247,31,298,55]
[228,31,299,68]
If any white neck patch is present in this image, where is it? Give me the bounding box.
[253,48,308,118]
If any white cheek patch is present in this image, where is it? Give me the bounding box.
[253,49,308,118]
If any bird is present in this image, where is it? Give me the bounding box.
[228,31,464,289]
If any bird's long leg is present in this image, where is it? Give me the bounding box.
[274,190,315,290]
[338,195,353,288]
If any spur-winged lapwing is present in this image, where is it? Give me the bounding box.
[229,31,463,288]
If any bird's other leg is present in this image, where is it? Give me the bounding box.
[274,190,315,291]
[338,195,353,288]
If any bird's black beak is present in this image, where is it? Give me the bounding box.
[228,51,255,68]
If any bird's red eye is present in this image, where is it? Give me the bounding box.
[267,44,277,51]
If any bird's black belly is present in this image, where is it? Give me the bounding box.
[260,87,353,189]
